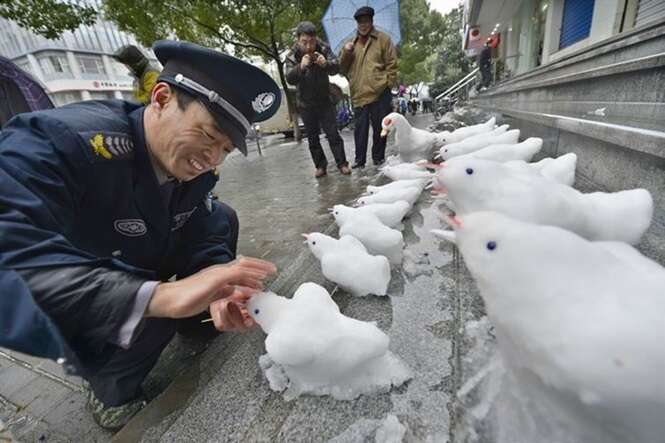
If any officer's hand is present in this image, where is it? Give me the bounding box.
[300,54,311,69]
[344,42,354,52]
[209,287,255,332]
[145,257,276,319]
[315,53,326,67]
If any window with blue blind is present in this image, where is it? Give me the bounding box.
[559,0,595,49]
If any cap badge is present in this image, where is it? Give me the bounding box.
[252,92,276,113]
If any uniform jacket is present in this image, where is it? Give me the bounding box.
[0,269,67,360]
[285,40,339,109]
[0,100,236,370]
[339,28,397,108]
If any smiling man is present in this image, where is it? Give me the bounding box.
[0,40,280,430]
[339,6,397,170]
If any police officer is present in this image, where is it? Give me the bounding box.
[0,40,281,430]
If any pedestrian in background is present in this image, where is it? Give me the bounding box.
[339,6,397,169]
[477,39,493,91]
[286,21,351,178]
[398,95,407,115]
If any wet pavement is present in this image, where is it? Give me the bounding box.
[113,113,492,443]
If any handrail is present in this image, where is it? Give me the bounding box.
[450,74,478,95]
[435,67,479,101]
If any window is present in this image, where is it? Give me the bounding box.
[113,61,132,78]
[559,0,595,49]
[78,55,106,75]
[37,53,71,75]
[635,0,665,27]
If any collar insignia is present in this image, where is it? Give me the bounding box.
[172,207,198,231]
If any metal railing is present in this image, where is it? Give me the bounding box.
[434,67,479,102]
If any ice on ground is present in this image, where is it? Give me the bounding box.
[258,350,412,401]
[459,353,649,443]
[374,414,407,443]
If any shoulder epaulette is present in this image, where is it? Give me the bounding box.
[78,131,135,163]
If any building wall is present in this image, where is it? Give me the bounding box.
[0,0,154,107]
[542,0,624,63]
[501,0,549,77]
[476,0,662,82]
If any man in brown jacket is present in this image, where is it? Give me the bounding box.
[339,6,397,169]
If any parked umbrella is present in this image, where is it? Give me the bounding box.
[0,55,53,126]
[322,0,402,55]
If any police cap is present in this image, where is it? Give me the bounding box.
[154,40,281,155]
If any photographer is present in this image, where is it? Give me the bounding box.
[286,21,350,178]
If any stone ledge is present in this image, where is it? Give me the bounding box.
[479,107,665,159]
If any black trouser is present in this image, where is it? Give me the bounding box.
[300,104,347,170]
[353,88,392,166]
[87,202,239,406]
[479,64,491,89]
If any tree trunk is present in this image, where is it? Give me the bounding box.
[274,58,301,141]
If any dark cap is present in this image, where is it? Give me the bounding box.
[153,40,281,155]
[354,6,375,19]
[296,21,317,36]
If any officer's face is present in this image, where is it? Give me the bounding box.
[148,85,234,181]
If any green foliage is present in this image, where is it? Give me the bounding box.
[430,5,471,97]
[398,0,443,84]
[0,0,96,39]
[102,0,325,123]
[102,0,324,62]
[397,1,470,94]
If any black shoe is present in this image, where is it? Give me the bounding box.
[373,159,385,166]
[351,163,365,169]
[86,386,147,431]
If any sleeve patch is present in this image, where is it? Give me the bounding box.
[78,131,135,163]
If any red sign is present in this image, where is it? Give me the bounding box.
[487,34,501,48]
[465,26,483,50]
